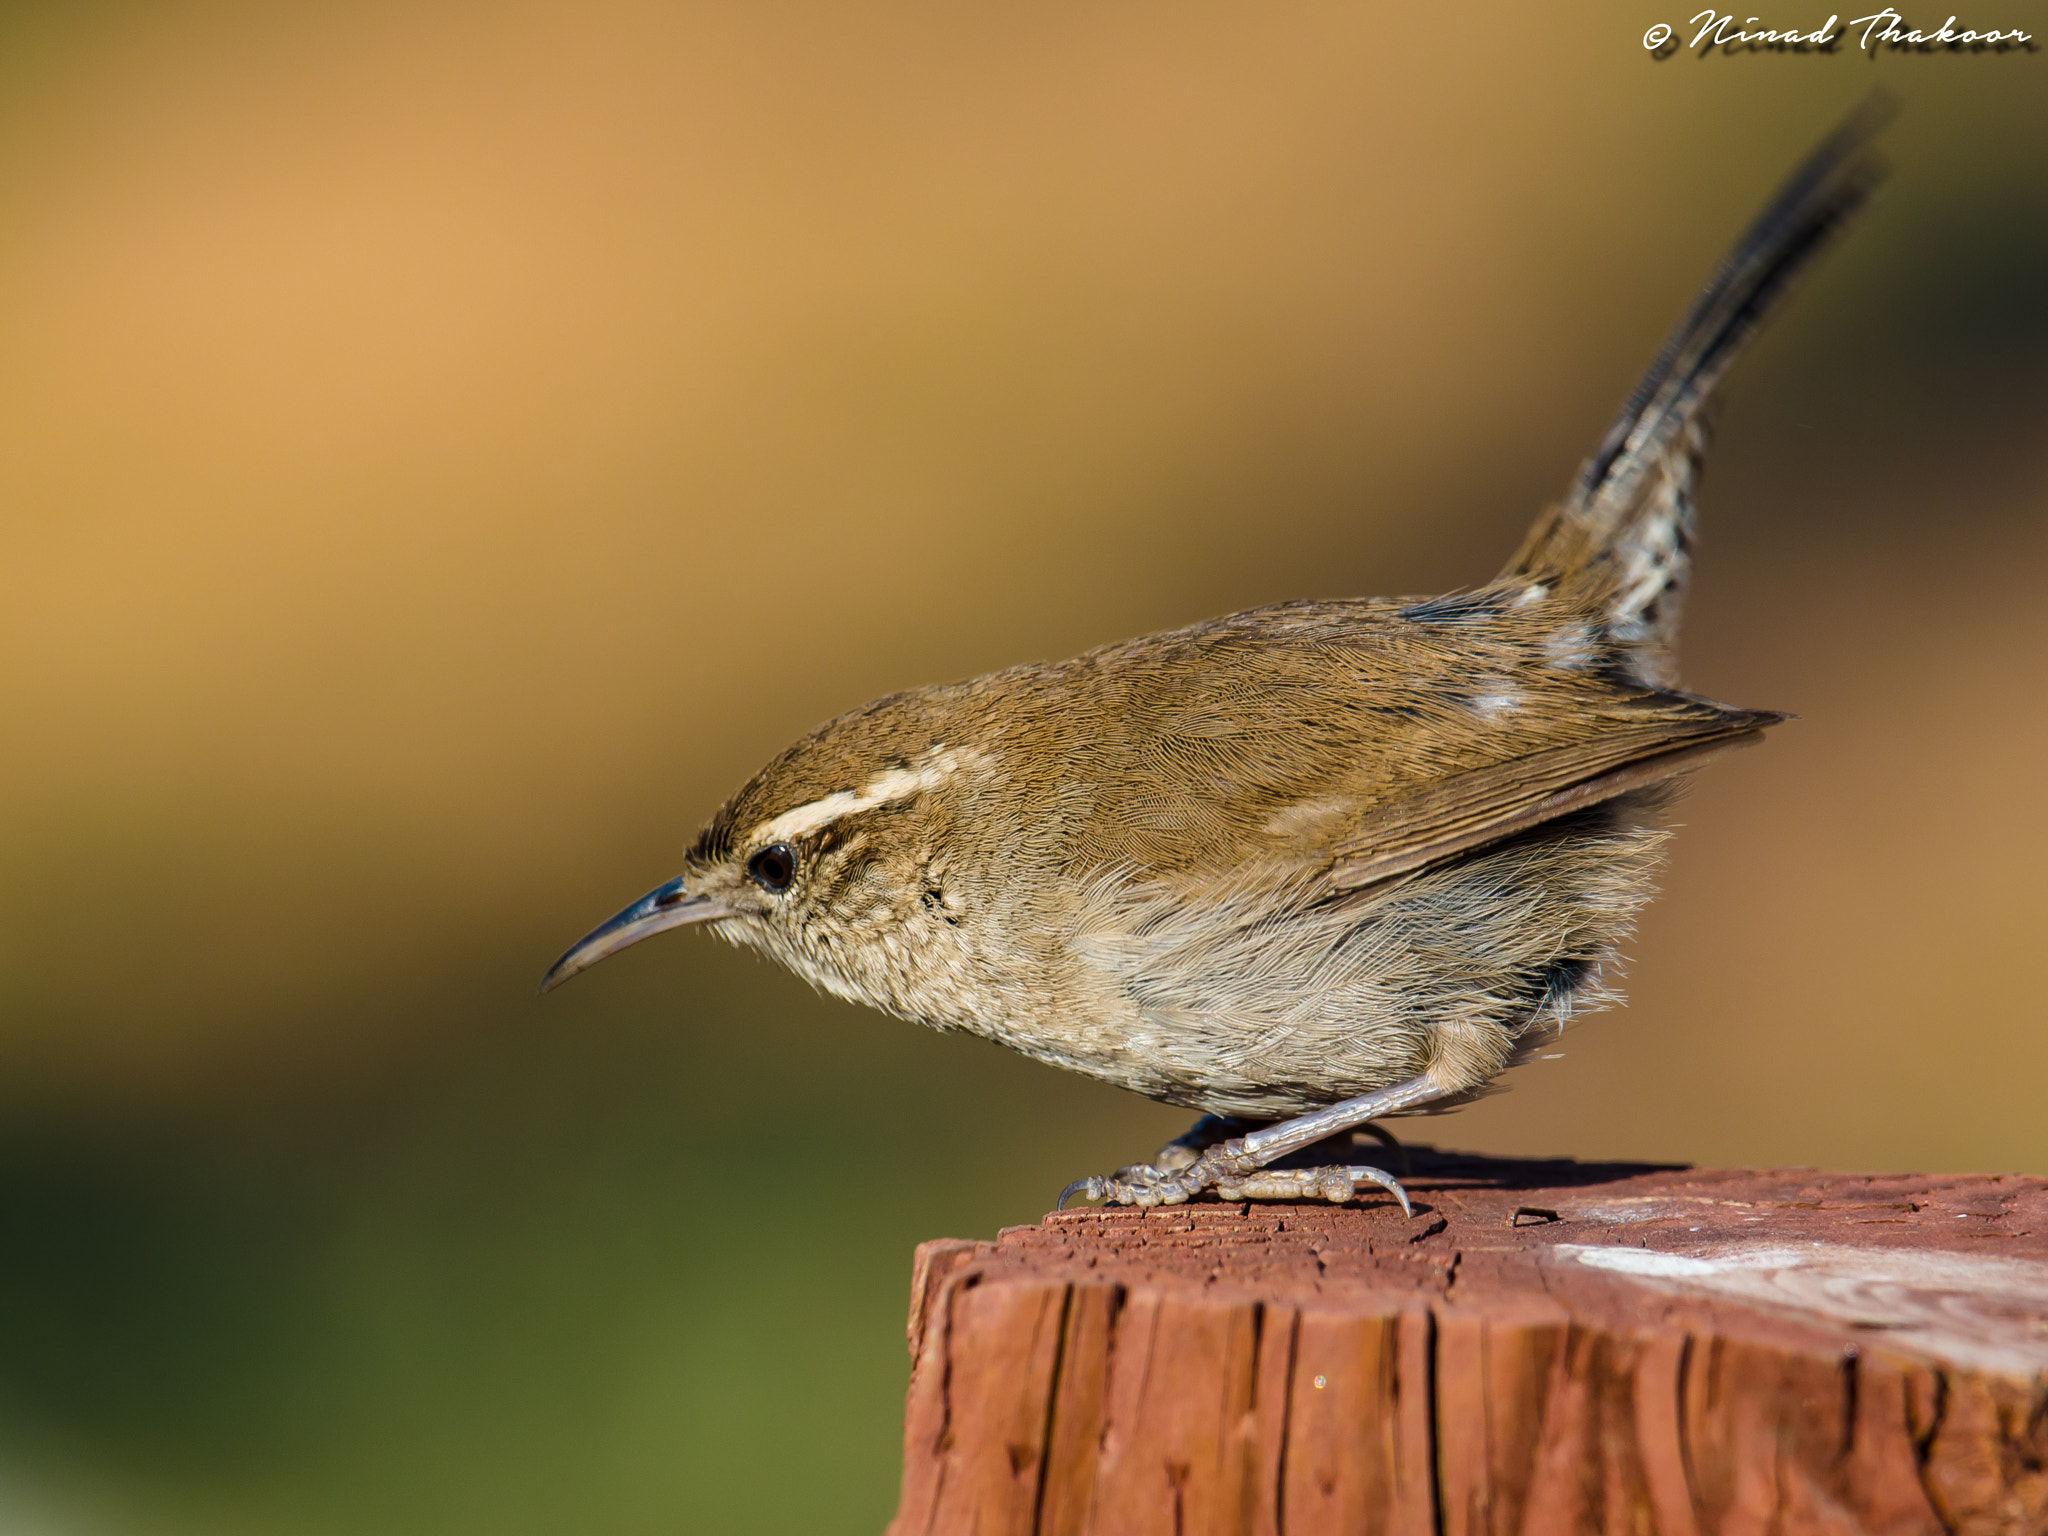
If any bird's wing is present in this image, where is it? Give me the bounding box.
[1325,706,1776,892]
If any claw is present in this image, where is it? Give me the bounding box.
[1350,1164,1413,1217]
[1352,1122,1411,1176]
[1056,1176,1103,1211]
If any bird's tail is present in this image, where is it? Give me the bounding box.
[1503,98,1891,688]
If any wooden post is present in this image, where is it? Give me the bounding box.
[887,1147,2048,1535]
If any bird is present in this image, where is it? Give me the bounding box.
[541,102,1889,1214]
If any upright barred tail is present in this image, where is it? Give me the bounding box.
[1506,98,1891,688]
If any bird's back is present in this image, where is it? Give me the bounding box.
[939,585,1769,884]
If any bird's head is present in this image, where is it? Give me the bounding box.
[539,700,993,1010]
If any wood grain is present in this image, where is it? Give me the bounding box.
[888,1149,2048,1535]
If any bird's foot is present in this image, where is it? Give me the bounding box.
[1149,1114,1258,1173]
[1144,1115,1407,1179]
[1057,1075,1448,1216]
[1057,1138,1411,1216]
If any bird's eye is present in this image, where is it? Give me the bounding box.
[746,843,798,893]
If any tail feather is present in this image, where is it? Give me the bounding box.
[1506,97,1892,687]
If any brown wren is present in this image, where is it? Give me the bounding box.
[542,106,1888,1214]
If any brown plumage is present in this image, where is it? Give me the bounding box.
[543,104,1888,1210]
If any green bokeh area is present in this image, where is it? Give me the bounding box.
[0,943,1181,1534]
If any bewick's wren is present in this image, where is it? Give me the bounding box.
[542,105,1887,1214]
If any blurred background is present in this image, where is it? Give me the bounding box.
[0,0,2042,1530]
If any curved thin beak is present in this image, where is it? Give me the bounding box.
[539,876,731,994]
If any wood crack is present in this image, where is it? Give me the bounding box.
[886,1152,2048,1534]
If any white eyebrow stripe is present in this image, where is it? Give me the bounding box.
[751,750,973,846]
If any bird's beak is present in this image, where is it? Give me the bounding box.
[538,876,731,994]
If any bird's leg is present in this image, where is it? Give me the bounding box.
[1057,1076,1445,1215]
[1147,1115,1258,1173]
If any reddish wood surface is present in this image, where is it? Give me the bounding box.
[887,1148,2048,1536]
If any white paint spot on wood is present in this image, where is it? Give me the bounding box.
[1555,1241,2048,1376]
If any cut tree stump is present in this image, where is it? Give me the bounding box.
[886,1147,2048,1536]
